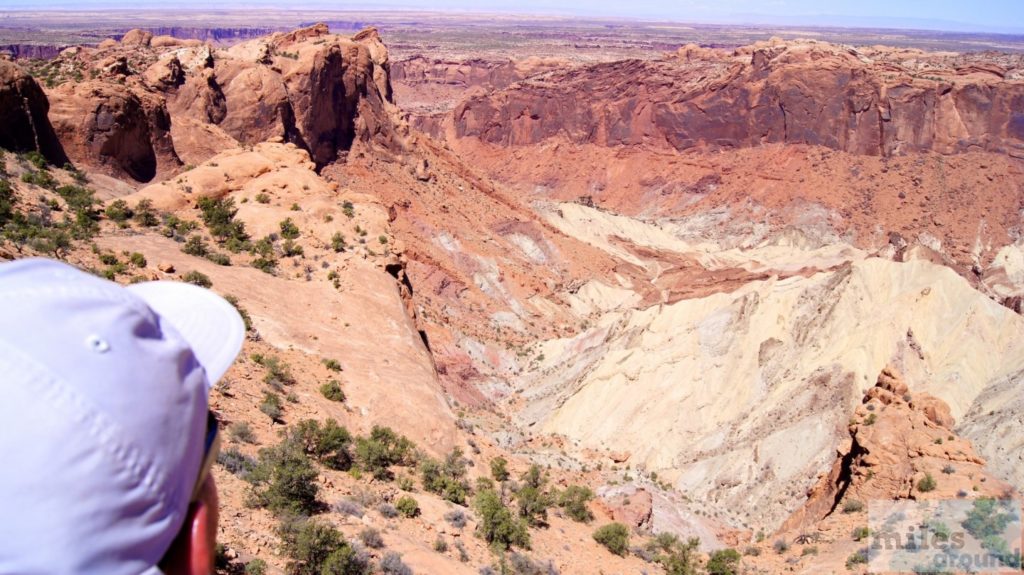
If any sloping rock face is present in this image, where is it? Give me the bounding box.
[0,60,67,165]
[452,40,1024,157]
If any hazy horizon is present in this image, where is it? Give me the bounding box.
[1,0,1022,35]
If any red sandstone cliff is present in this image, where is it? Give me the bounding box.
[452,40,1024,158]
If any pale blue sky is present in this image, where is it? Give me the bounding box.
[1,0,1022,33]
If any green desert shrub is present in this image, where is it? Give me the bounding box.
[285,418,352,470]
[197,196,248,242]
[917,473,937,493]
[558,485,595,523]
[245,437,319,516]
[259,392,283,421]
[706,548,741,575]
[279,217,300,240]
[182,234,209,257]
[842,499,865,513]
[278,517,369,575]
[395,495,420,518]
[475,488,530,550]
[593,523,630,557]
[354,426,415,480]
[104,199,133,223]
[320,380,346,402]
[182,270,212,288]
[420,448,471,505]
[490,457,510,482]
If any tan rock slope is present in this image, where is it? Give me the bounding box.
[102,142,460,451]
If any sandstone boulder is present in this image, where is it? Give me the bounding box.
[120,29,153,47]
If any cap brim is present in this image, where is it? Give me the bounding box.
[126,281,245,389]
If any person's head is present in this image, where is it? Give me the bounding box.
[0,258,245,574]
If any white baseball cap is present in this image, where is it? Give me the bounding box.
[0,258,245,574]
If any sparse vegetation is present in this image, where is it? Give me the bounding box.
[230,421,256,444]
[286,418,352,470]
[421,448,471,505]
[359,527,384,549]
[395,495,420,518]
[133,199,159,227]
[323,358,342,372]
[444,509,467,529]
[280,218,300,240]
[331,232,347,252]
[217,447,257,477]
[182,234,209,257]
[197,196,248,242]
[244,558,267,575]
[706,548,741,575]
[259,392,283,421]
[515,465,554,527]
[593,523,630,556]
[104,199,133,223]
[259,355,296,389]
[475,488,529,550]
[182,270,213,288]
[846,549,868,569]
[649,534,701,575]
[491,457,510,482]
[379,551,412,575]
[377,503,399,518]
[320,380,346,402]
[917,473,937,493]
[246,436,319,516]
[278,517,369,575]
[354,426,415,480]
[558,485,595,523]
[852,526,871,541]
[842,499,865,513]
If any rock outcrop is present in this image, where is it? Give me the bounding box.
[783,366,1016,532]
[42,23,409,179]
[47,80,180,182]
[0,60,67,165]
[452,40,1024,158]
[392,55,563,92]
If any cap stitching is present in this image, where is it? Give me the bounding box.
[0,338,180,522]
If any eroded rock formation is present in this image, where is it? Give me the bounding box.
[0,60,67,165]
[784,366,1016,532]
[37,23,409,181]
